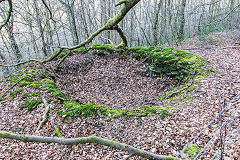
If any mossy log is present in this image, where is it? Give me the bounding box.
[0,131,176,160]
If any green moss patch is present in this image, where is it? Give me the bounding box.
[21,93,29,99]
[10,88,24,97]
[29,82,42,89]
[184,144,201,159]
[20,98,43,111]
[57,102,170,120]
[92,44,115,52]
[72,47,89,53]
[93,49,105,56]
[51,89,69,101]
[31,91,41,97]
[129,46,206,81]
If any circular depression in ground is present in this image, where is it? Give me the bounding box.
[58,53,174,110]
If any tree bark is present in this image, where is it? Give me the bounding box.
[5,15,22,62]
[33,0,48,56]
[177,0,186,42]
[58,0,79,45]
[152,0,163,46]
[0,131,176,160]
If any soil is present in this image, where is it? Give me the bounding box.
[57,52,174,110]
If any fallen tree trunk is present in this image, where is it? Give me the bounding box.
[0,131,176,160]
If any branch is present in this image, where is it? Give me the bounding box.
[115,0,128,6]
[0,0,12,30]
[112,25,128,48]
[41,0,55,22]
[36,98,50,131]
[0,59,41,67]
[0,131,176,160]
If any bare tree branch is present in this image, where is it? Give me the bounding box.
[41,0,55,22]
[0,131,176,160]
[0,0,12,30]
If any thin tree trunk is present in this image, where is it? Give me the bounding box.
[5,15,22,62]
[177,0,186,42]
[33,0,48,56]
[152,0,163,46]
[228,0,235,29]
[58,0,79,45]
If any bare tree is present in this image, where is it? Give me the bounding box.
[58,0,79,45]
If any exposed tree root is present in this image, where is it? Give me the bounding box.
[36,98,50,131]
[0,131,176,160]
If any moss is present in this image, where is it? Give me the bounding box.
[184,144,201,159]
[0,131,10,136]
[9,71,24,84]
[21,93,29,99]
[50,73,56,79]
[31,91,41,97]
[72,47,89,53]
[92,44,115,52]
[41,78,55,85]
[20,98,43,111]
[53,49,69,60]
[159,81,198,102]
[93,50,105,56]
[47,88,55,93]
[128,46,206,82]
[10,88,24,97]
[54,125,62,138]
[41,79,56,89]
[19,80,31,87]
[207,68,218,72]
[44,84,56,89]
[23,74,34,82]
[57,102,170,120]
[51,89,69,101]
[233,46,240,49]
[29,82,42,89]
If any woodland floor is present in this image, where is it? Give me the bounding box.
[0,30,239,160]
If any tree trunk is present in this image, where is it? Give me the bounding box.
[177,0,186,42]
[5,15,22,62]
[228,0,235,29]
[152,0,163,46]
[33,0,48,56]
[58,0,79,46]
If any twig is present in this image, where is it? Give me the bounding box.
[48,109,62,138]
[36,98,50,131]
[0,131,176,160]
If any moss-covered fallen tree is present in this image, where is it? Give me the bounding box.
[0,131,177,160]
